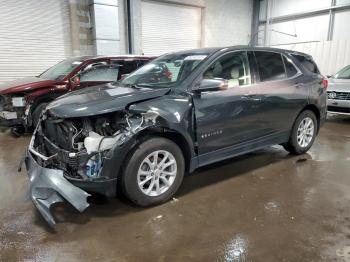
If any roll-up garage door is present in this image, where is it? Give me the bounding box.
[0,0,72,83]
[141,1,202,56]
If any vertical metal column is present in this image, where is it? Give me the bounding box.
[327,0,336,41]
[125,0,133,54]
[264,0,273,46]
[250,0,260,46]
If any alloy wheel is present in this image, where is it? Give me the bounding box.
[137,150,177,196]
[297,117,315,148]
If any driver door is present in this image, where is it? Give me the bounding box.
[193,51,264,161]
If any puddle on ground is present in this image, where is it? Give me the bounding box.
[337,246,350,262]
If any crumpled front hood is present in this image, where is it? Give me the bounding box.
[0,77,61,95]
[328,78,350,92]
[46,83,171,118]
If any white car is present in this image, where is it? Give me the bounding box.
[327,65,350,115]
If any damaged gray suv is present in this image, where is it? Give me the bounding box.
[25,46,327,225]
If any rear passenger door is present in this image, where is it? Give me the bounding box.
[254,51,307,136]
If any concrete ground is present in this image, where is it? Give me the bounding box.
[0,116,349,262]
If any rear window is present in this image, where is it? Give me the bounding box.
[111,60,138,76]
[255,51,286,82]
[291,54,319,74]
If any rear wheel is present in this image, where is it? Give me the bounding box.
[122,137,185,206]
[283,110,317,155]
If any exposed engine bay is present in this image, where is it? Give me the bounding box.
[30,110,159,181]
[0,94,28,120]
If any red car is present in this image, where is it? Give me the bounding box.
[0,55,154,135]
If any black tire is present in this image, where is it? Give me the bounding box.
[32,103,48,128]
[10,127,25,137]
[283,110,318,155]
[122,137,185,206]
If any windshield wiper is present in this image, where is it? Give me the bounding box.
[123,83,153,89]
[128,84,143,89]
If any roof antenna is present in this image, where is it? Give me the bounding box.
[249,29,297,47]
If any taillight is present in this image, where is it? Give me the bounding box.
[321,77,328,90]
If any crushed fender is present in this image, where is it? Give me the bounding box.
[25,109,159,226]
[83,110,160,154]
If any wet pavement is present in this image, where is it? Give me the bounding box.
[0,115,349,262]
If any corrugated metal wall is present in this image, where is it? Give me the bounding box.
[258,0,350,75]
[0,0,72,83]
[274,40,350,75]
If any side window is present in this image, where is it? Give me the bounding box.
[283,56,298,78]
[335,65,350,79]
[291,54,319,74]
[203,51,251,88]
[138,59,149,67]
[79,65,119,82]
[255,51,286,82]
[83,61,108,71]
[112,60,138,76]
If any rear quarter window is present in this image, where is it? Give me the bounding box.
[291,54,319,74]
[283,55,299,78]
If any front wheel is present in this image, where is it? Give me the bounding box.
[32,103,48,128]
[122,137,185,206]
[283,110,318,155]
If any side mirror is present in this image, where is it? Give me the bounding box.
[70,75,80,87]
[326,75,332,78]
[195,78,228,92]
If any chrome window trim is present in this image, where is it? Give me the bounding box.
[194,49,255,90]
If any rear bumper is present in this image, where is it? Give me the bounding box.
[25,150,91,226]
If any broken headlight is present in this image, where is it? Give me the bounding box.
[12,97,26,107]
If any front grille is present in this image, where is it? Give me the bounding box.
[328,106,350,113]
[328,91,350,100]
[33,130,89,178]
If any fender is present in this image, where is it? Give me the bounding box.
[128,93,196,158]
[26,89,68,126]
[98,93,197,179]
[26,85,68,105]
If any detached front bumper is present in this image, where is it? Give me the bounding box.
[0,112,25,127]
[25,150,90,226]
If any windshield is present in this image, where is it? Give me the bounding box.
[121,52,209,87]
[39,58,83,80]
[334,65,350,79]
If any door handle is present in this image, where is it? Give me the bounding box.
[294,83,304,88]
